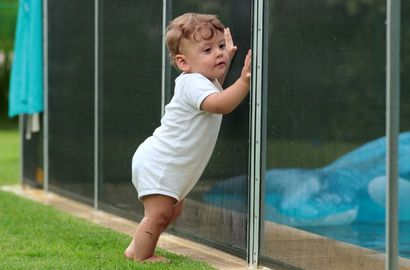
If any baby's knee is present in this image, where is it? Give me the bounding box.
[142,195,176,228]
[146,209,173,228]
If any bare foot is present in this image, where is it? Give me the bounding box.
[143,255,169,263]
[124,239,134,260]
[124,241,167,263]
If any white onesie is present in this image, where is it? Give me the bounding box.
[132,72,223,201]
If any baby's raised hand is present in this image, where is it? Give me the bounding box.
[224,28,237,60]
[241,50,251,84]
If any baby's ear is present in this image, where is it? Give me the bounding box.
[175,54,190,72]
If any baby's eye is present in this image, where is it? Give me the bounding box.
[219,43,226,49]
[203,48,211,53]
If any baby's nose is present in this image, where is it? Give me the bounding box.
[216,48,224,57]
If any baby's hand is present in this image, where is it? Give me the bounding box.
[240,50,251,84]
[224,28,237,60]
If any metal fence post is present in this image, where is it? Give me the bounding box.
[386,0,401,269]
[248,0,265,267]
[42,0,49,193]
[94,0,99,210]
[161,0,172,116]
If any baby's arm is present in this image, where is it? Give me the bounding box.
[201,50,251,114]
[217,28,237,85]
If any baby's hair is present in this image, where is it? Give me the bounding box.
[166,13,225,66]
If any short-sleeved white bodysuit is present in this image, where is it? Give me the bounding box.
[132,73,223,201]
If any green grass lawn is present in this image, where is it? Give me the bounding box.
[0,191,214,270]
[0,128,214,269]
[0,127,19,185]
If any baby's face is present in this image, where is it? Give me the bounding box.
[179,30,229,81]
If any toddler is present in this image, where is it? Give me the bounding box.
[125,12,251,262]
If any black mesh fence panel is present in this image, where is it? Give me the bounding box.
[21,115,43,187]
[42,0,410,266]
[97,0,163,218]
[399,0,410,262]
[168,1,251,255]
[48,1,95,204]
[261,1,390,268]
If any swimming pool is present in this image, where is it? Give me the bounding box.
[204,133,410,260]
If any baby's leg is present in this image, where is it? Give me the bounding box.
[126,194,176,261]
[163,199,184,232]
[125,198,184,260]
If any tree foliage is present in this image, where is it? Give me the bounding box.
[0,0,18,121]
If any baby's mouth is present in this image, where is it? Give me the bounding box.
[215,61,226,68]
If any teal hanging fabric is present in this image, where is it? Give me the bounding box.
[8,0,43,117]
